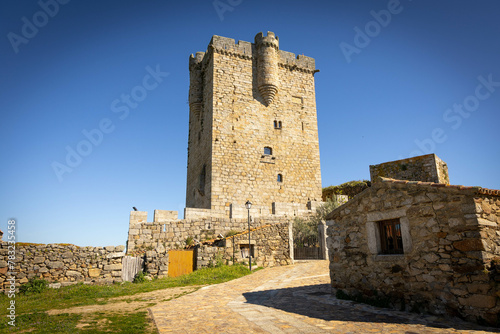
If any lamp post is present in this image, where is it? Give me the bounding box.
[245,200,252,271]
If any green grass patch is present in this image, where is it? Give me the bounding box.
[0,312,81,333]
[80,311,154,333]
[0,311,156,334]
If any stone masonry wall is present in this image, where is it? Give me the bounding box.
[326,179,500,326]
[196,221,293,269]
[127,210,295,254]
[0,243,127,292]
[186,32,322,215]
[370,154,450,185]
[127,210,295,277]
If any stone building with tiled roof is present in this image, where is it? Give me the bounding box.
[326,155,500,326]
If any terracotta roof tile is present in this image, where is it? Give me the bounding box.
[379,177,500,197]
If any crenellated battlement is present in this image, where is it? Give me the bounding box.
[209,35,253,58]
[197,32,316,73]
[255,31,279,51]
[279,51,315,71]
[189,52,205,67]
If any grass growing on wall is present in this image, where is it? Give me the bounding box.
[322,180,371,199]
[0,264,252,333]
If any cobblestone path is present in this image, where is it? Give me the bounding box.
[149,261,499,333]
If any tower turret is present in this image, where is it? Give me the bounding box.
[255,31,279,106]
[188,52,204,116]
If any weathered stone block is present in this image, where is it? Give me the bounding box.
[458,295,496,308]
[107,252,125,259]
[104,264,122,271]
[66,270,82,277]
[115,245,125,252]
[47,261,64,269]
[88,268,101,277]
[453,239,485,252]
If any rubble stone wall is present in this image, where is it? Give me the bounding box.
[326,180,500,325]
[127,210,295,277]
[0,243,126,292]
[370,154,449,185]
[196,221,293,269]
[127,210,294,254]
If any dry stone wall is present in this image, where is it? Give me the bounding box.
[0,243,127,291]
[326,179,500,326]
[370,154,449,185]
[127,210,295,254]
[196,221,293,269]
[127,210,296,277]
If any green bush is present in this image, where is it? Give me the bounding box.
[133,271,147,283]
[19,278,48,294]
[185,236,194,247]
[208,251,225,268]
[293,199,342,247]
[323,180,371,199]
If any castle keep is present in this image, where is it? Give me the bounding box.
[122,32,326,274]
[186,32,322,218]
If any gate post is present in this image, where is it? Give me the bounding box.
[318,221,328,260]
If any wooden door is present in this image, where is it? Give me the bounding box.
[168,250,194,277]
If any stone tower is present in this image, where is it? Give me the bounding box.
[186,32,322,217]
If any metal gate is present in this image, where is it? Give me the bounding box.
[294,246,321,260]
[168,250,194,277]
[293,221,322,260]
[121,256,144,282]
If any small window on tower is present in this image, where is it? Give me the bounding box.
[277,174,283,182]
[264,147,272,155]
[274,121,282,129]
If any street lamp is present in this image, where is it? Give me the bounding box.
[245,200,252,271]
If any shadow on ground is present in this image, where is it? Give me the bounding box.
[242,284,500,333]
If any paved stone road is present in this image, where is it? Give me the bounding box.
[150,261,499,333]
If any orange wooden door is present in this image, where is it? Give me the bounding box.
[168,250,194,277]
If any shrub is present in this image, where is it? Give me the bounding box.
[132,271,147,284]
[293,199,342,247]
[185,237,194,247]
[19,278,48,294]
[208,251,225,268]
[322,180,371,199]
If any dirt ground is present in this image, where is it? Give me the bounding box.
[45,285,202,332]
[47,286,202,315]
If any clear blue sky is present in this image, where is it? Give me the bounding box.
[1,0,499,246]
